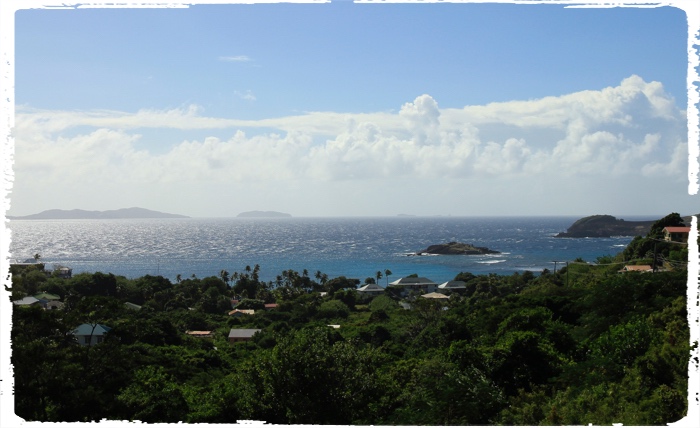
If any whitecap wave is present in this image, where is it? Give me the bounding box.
[478,260,506,264]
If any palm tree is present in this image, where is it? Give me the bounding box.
[176,274,182,284]
[376,271,383,286]
[220,269,230,286]
[33,253,41,262]
[384,269,392,287]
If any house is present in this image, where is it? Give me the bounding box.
[229,309,255,317]
[186,330,214,339]
[421,292,450,299]
[438,280,467,290]
[356,283,385,298]
[124,302,142,311]
[228,328,261,344]
[389,277,439,297]
[619,265,653,273]
[44,300,65,310]
[663,226,691,243]
[264,303,279,310]
[33,292,61,301]
[54,266,73,279]
[12,296,42,307]
[72,323,111,346]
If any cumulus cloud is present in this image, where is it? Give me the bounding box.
[11,75,691,215]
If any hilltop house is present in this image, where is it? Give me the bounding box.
[356,283,385,299]
[619,265,654,273]
[421,292,450,299]
[12,296,42,307]
[186,330,214,339]
[72,323,111,346]
[229,309,255,317]
[228,328,261,344]
[33,292,60,301]
[663,226,691,243]
[438,280,467,291]
[389,277,439,297]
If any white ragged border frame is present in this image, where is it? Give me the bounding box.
[1,1,698,427]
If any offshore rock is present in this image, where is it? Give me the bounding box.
[417,241,500,255]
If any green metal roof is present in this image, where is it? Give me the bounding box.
[33,292,61,300]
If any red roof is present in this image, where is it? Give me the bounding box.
[663,227,690,233]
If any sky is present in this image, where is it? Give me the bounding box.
[4,0,700,218]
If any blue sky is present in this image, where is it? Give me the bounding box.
[6,1,699,217]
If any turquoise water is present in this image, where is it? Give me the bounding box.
[8,216,635,284]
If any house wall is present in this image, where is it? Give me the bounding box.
[228,337,252,344]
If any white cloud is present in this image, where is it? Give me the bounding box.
[10,75,692,216]
[234,90,257,102]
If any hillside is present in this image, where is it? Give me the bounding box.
[555,215,655,238]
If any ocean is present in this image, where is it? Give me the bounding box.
[6,216,636,285]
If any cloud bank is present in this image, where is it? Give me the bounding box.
[10,75,692,216]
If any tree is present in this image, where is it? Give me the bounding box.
[236,327,384,424]
[318,299,350,319]
[384,269,392,286]
[117,366,189,422]
[648,213,685,239]
[219,270,230,286]
[315,270,328,287]
[324,276,359,293]
[376,270,383,285]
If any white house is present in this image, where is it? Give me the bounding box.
[438,280,467,290]
[356,283,385,298]
[389,277,439,297]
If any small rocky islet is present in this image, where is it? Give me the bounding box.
[414,241,500,255]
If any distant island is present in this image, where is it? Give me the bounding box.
[7,207,189,220]
[237,211,292,218]
[416,241,500,255]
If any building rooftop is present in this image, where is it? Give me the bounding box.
[228,328,261,339]
[389,277,437,286]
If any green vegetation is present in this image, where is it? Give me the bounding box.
[10,217,693,424]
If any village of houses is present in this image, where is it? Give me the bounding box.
[10,225,692,346]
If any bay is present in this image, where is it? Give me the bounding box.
[7,216,635,284]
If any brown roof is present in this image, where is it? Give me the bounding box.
[421,292,450,299]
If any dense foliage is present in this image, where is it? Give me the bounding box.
[9,221,693,424]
